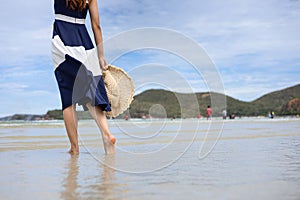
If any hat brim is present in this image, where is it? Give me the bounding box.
[102,65,134,118]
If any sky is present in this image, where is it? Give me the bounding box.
[0,0,300,117]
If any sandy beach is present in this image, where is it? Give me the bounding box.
[1,118,300,199]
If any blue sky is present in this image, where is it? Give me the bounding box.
[0,0,300,116]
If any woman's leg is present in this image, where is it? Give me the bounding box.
[86,103,116,154]
[63,105,79,154]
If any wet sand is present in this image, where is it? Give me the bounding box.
[1,118,300,199]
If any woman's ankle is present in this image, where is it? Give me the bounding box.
[69,144,79,154]
[68,148,79,154]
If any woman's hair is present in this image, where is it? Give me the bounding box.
[66,0,86,11]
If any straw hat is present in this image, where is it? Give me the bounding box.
[102,65,134,118]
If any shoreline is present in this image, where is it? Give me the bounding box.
[0,115,299,125]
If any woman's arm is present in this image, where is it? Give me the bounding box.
[89,0,107,70]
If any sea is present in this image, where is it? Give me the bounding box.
[0,117,300,200]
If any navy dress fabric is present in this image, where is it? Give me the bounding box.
[52,0,111,112]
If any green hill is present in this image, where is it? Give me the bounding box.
[252,84,300,115]
[129,84,300,118]
[130,90,181,118]
[130,90,249,118]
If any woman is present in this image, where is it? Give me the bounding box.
[52,0,116,154]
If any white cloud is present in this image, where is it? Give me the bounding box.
[0,83,28,91]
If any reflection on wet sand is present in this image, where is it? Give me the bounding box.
[95,155,119,199]
[61,154,79,200]
[61,154,123,200]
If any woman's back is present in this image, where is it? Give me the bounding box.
[54,0,88,19]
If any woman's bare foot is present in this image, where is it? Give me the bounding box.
[103,134,116,154]
[110,135,116,144]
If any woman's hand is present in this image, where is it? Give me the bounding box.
[99,56,108,71]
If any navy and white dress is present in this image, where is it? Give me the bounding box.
[52,0,111,112]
